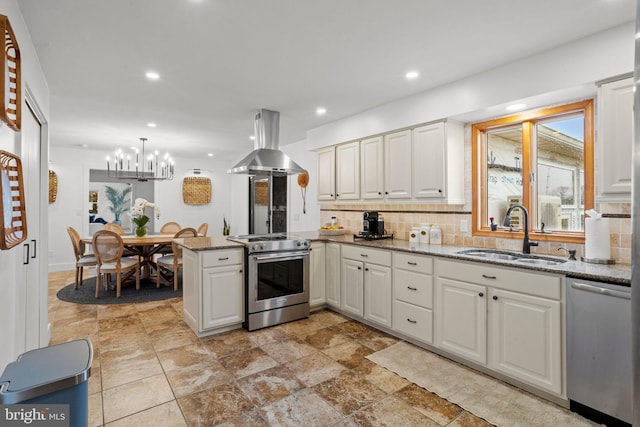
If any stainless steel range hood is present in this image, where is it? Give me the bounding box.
[228,109,306,175]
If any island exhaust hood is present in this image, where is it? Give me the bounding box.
[227,109,306,175]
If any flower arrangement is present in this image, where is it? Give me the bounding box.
[129,198,161,237]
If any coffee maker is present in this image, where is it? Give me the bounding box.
[363,211,380,235]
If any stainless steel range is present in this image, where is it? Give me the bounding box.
[227,233,310,331]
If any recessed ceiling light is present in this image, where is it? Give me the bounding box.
[145,71,160,80]
[249,135,255,140]
[405,71,419,80]
[207,153,214,157]
[316,107,327,116]
[147,122,157,128]
[506,103,527,112]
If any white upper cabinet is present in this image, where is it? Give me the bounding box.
[317,146,336,201]
[596,76,633,201]
[413,121,464,203]
[336,141,360,200]
[361,136,384,199]
[384,130,412,199]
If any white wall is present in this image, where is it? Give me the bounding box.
[48,146,234,271]
[0,0,50,369]
[281,140,321,232]
[307,23,634,149]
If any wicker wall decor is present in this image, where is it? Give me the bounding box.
[182,176,211,205]
[0,15,21,131]
[0,150,27,249]
[255,181,269,205]
[48,170,58,204]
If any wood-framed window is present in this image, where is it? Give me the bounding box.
[471,99,594,244]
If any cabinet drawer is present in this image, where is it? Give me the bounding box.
[393,269,433,309]
[201,248,243,268]
[393,252,433,274]
[342,244,391,266]
[393,300,433,343]
[436,259,561,300]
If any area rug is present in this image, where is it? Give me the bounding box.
[57,276,182,305]
[367,341,596,427]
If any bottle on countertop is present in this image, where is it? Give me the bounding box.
[377,214,385,235]
[429,224,442,245]
[419,223,431,245]
[409,227,420,244]
[331,216,337,226]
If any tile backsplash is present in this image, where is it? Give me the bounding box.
[320,202,632,265]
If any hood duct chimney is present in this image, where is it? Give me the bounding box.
[227,109,306,175]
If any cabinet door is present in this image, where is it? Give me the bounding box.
[364,264,392,327]
[182,249,199,331]
[384,130,412,198]
[326,243,341,308]
[596,77,633,201]
[490,288,561,394]
[309,242,326,307]
[435,277,487,364]
[341,258,364,317]
[336,141,360,200]
[317,147,336,201]
[361,136,384,199]
[413,123,445,198]
[202,265,244,330]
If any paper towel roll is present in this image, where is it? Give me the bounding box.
[585,217,611,260]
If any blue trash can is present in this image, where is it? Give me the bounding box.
[0,339,92,427]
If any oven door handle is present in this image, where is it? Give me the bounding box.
[253,252,309,262]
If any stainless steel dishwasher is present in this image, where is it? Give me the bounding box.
[566,278,632,426]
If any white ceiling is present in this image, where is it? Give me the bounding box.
[18,0,635,162]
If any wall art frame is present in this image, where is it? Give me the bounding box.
[0,150,27,250]
[0,15,21,131]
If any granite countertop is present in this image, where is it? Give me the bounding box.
[175,232,631,286]
[289,231,632,286]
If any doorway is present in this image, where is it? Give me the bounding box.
[249,175,287,234]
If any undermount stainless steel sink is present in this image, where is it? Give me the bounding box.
[456,249,567,265]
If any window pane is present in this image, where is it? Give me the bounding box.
[535,115,584,232]
[486,126,522,227]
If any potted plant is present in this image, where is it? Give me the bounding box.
[129,198,161,237]
[490,216,497,231]
[223,217,230,236]
[105,185,132,224]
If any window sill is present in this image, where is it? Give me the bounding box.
[474,228,585,244]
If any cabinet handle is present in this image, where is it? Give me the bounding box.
[336,194,340,197]
[493,295,498,300]
[31,239,37,258]
[365,267,369,271]
[378,192,382,195]
[407,261,417,266]
[407,318,417,324]
[478,292,484,297]
[360,253,368,257]
[482,274,496,279]
[330,194,334,197]
[357,266,362,270]
[385,191,389,195]
[239,270,243,273]
[218,257,229,261]
[407,286,417,291]
[23,243,29,265]
[438,189,442,193]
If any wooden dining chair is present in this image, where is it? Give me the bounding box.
[156,227,197,291]
[92,230,140,298]
[197,222,208,237]
[67,226,97,289]
[104,222,126,235]
[160,222,181,234]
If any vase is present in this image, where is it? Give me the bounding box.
[490,224,498,231]
[135,225,148,237]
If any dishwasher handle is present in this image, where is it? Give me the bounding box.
[570,282,631,300]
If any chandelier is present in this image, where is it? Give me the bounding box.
[106,138,174,181]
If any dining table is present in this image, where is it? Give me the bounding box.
[82,234,175,281]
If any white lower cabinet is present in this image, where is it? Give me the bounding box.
[341,245,392,327]
[392,252,434,343]
[490,288,561,394]
[435,277,487,364]
[434,258,563,396]
[325,243,341,308]
[309,242,326,308]
[182,247,244,337]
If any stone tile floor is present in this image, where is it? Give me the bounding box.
[49,271,494,426]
